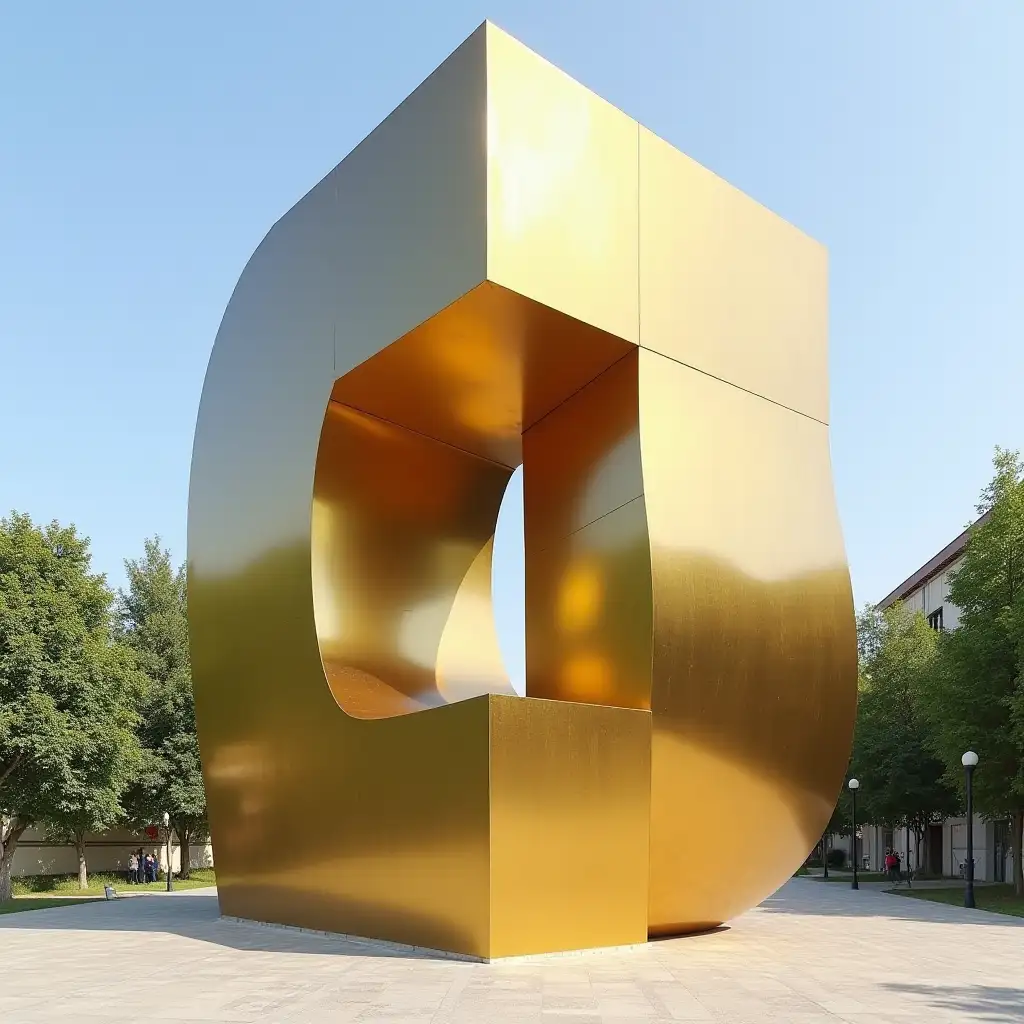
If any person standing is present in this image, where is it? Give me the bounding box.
[884,849,898,882]
[128,851,139,884]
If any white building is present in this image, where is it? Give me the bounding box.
[877,510,991,632]
[851,510,1013,882]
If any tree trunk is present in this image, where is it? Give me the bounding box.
[179,826,191,880]
[75,832,88,890]
[1012,809,1024,897]
[0,855,12,903]
[0,819,28,903]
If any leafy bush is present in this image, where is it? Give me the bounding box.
[11,868,216,895]
[827,849,847,869]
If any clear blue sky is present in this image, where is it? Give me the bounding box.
[2,2,1021,689]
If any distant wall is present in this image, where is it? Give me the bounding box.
[857,819,1012,882]
[10,826,213,877]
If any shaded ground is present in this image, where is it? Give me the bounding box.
[1,897,103,915]
[814,871,890,883]
[0,880,1021,1022]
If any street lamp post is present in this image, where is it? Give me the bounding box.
[162,811,173,893]
[906,823,912,887]
[962,751,979,909]
[848,778,860,890]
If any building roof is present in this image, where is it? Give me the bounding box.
[877,509,992,610]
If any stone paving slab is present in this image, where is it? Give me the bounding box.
[1,879,1022,1022]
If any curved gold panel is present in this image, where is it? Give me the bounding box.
[313,398,515,717]
[639,350,856,932]
[188,21,855,959]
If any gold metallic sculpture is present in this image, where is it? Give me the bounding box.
[188,23,857,959]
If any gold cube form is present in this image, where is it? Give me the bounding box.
[188,22,857,958]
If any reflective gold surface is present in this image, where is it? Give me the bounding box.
[638,349,856,932]
[189,21,856,958]
[639,127,830,423]
[486,28,639,343]
[314,398,515,717]
[524,352,653,711]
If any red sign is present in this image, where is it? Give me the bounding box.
[145,825,159,840]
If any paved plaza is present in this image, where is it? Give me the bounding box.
[2,879,1022,1023]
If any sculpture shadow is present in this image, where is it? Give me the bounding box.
[756,879,1024,927]
[0,890,476,961]
[882,983,1024,1022]
[1,889,738,960]
[649,924,730,945]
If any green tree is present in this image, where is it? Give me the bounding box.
[852,604,958,870]
[39,635,142,888]
[922,448,1024,894]
[817,673,870,873]
[0,513,141,897]
[816,788,853,873]
[118,538,207,878]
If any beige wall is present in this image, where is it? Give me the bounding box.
[857,818,1011,882]
[10,826,213,877]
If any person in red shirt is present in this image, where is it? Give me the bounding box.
[884,849,898,881]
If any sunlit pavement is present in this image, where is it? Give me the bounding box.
[1,878,1021,1023]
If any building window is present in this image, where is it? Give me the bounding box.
[927,607,944,631]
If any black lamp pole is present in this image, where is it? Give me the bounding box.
[163,812,173,892]
[851,789,858,890]
[963,751,978,908]
[906,824,912,887]
[849,779,860,891]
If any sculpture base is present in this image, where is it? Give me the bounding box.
[223,915,651,963]
[214,695,652,960]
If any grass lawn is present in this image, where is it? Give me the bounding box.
[817,872,891,883]
[1,896,104,916]
[12,867,216,898]
[886,884,1024,918]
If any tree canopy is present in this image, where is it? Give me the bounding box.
[0,513,142,896]
[828,449,1024,895]
[851,604,958,862]
[1,518,208,898]
[117,538,206,877]
[919,448,1024,893]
